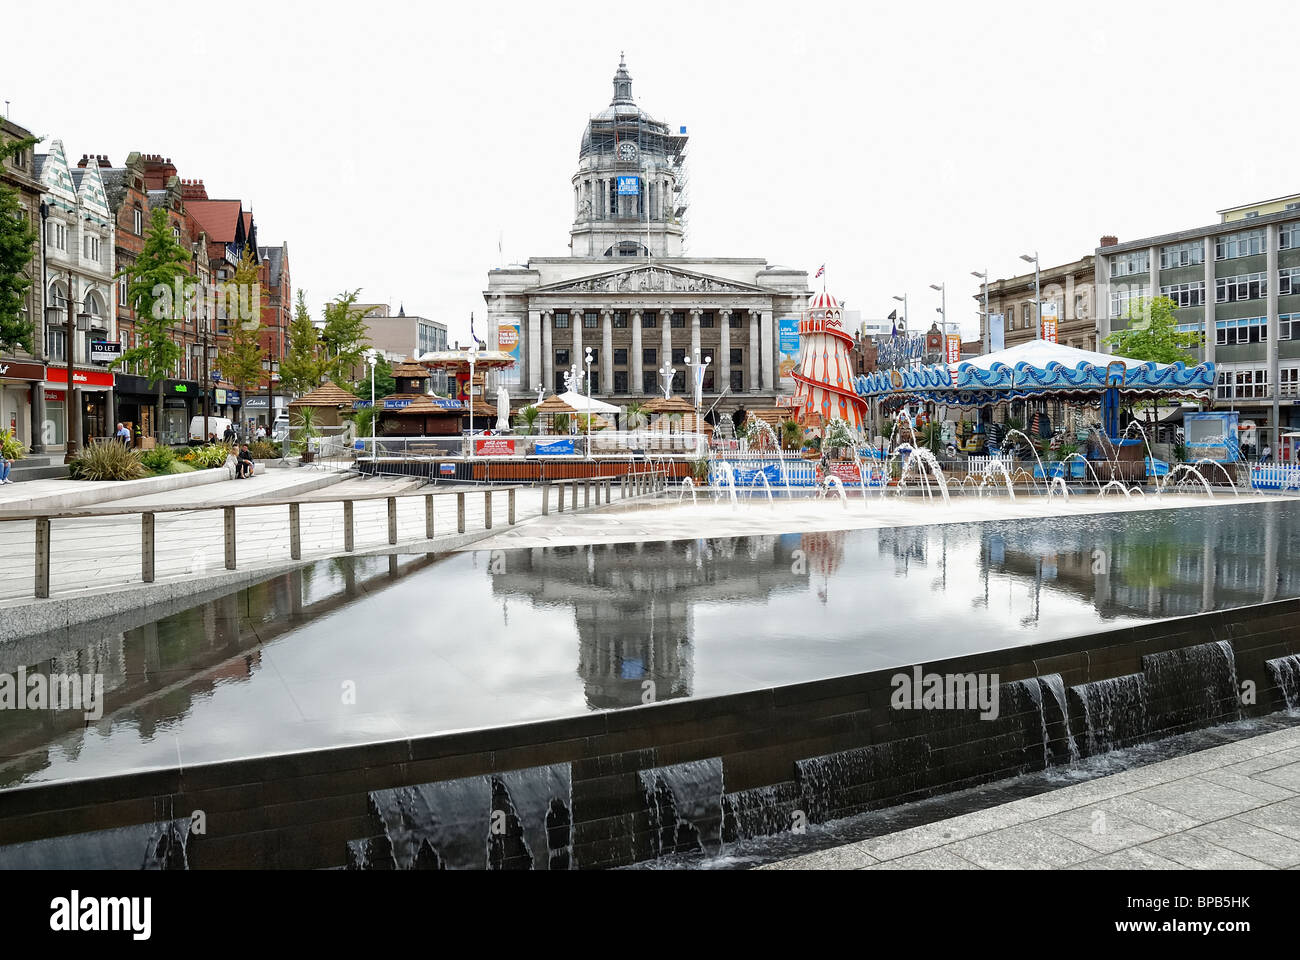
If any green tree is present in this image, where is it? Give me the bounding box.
[114,208,192,439]
[279,289,325,397]
[320,289,370,385]
[514,404,540,435]
[1102,295,1200,364]
[0,131,41,354]
[352,355,395,400]
[215,246,264,437]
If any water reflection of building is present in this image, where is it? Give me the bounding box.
[976,503,1297,620]
[489,536,803,710]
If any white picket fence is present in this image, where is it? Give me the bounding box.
[1250,463,1300,491]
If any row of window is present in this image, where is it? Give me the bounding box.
[557,347,746,367]
[552,310,745,330]
[1212,366,1300,400]
[1160,240,1205,269]
[1161,281,1205,307]
[1112,221,1300,278]
[1216,272,1268,303]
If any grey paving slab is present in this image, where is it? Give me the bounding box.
[1198,767,1296,802]
[766,845,879,870]
[1139,833,1273,870]
[946,824,1096,870]
[1237,797,1300,842]
[1252,761,1300,792]
[1184,819,1300,868]
[864,847,983,870]
[1040,804,1163,854]
[1131,777,1268,822]
[1067,847,1190,870]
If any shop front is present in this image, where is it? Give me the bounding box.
[41,367,114,450]
[0,358,46,450]
[161,380,198,445]
[212,386,242,422]
[244,393,287,429]
[113,372,155,444]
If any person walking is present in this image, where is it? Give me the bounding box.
[115,422,131,446]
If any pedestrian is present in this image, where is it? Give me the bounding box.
[256,424,266,440]
[115,421,131,446]
[1262,443,1272,463]
[223,424,235,444]
[0,441,13,485]
[235,442,255,479]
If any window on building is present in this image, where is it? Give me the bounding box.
[670,312,685,328]
[1215,316,1268,345]
[1215,228,1266,260]
[1110,250,1149,278]
[614,370,628,393]
[1160,281,1206,308]
[1215,272,1267,303]
[728,313,741,328]
[613,311,628,328]
[644,369,657,394]
[555,348,570,366]
[587,348,598,364]
[118,276,129,307]
[1159,240,1206,269]
[1280,366,1300,398]
[672,369,685,392]
[701,311,714,328]
[554,372,567,393]
[1279,267,1300,297]
[588,372,599,393]
[730,369,744,392]
[641,313,656,328]
[1074,294,1088,319]
[1280,221,1300,250]
[702,370,715,391]
[132,207,143,235]
[1110,285,1150,319]
[1280,314,1297,340]
[45,326,66,362]
[554,312,570,329]
[671,348,686,364]
[642,348,656,365]
[584,311,598,329]
[730,348,743,366]
[613,348,627,365]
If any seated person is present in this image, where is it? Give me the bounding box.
[235,443,255,479]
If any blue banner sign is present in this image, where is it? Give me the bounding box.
[616,176,640,196]
[383,398,412,410]
[534,437,576,456]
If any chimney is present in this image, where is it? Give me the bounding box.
[180,178,208,201]
[1100,235,1119,248]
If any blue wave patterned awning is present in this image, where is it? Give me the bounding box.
[853,342,1214,406]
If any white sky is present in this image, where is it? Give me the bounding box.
[7,0,1295,346]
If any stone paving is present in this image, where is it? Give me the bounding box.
[763,724,1300,870]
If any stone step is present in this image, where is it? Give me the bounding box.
[8,462,68,482]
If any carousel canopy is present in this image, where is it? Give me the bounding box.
[555,390,620,414]
[854,340,1215,407]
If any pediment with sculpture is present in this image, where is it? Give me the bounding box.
[534,265,762,296]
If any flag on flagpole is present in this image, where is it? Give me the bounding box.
[814,264,825,279]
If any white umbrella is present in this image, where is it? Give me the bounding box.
[496,385,511,432]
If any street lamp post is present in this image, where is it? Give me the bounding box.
[658,359,674,400]
[261,355,281,453]
[467,343,478,459]
[929,282,947,334]
[891,293,908,332]
[584,346,593,460]
[50,277,90,462]
[1020,251,1040,338]
[971,269,990,353]
[364,351,377,452]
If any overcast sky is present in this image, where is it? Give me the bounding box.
[7,0,1295,344]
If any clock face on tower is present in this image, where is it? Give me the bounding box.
[617,141,638,161]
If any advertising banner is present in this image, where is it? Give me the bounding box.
[616,176,640,196]
[778,317,800,387]
[89,340,122,364]
[946,334,962,365]
[827,462,861,483]
[989,313,1005,352]
[533,437,575,456]
[731,463,783,487]
[474,437,516,457]
[497,316,521,385]
[1040,302,1059,343]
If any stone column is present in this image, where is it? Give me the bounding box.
[601,308,613,395]
[527,309,542,394]
[631,310,644,394]
[542,309,554,393]
[760,309,774,391]
[748,310,760,393]
[1147,245,1159,310]
[1266,222,1280,440]
[661,311,672,381]
[689,308,701,361]
[572,306,584,370]
[718,309,731,394]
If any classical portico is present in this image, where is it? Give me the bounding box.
[484,59,808,412]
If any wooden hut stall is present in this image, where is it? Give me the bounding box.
[289,381,361,428]
[378,361,464,436]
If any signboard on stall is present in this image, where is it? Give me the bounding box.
[827,461,862,484]
[474,437,516,456]
[1040,302,1059,343]
[945,334,962,364]
[533,437,575,456]
[778,317,800,387]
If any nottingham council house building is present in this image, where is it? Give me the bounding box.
[484,57,809,413]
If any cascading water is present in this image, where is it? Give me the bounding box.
[639,758,725,858]
[1071,673,1149,757]
[0,818,191,870]
[1038,673,1080,764]
[1265,654,1300,711]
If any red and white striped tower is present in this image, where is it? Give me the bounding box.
[792,290,868,430]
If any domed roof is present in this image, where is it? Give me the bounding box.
[809,290,840,312]
[578,56,676,160]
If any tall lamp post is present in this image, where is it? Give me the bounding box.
[363,350,377,453]
[262,355,281,441]
[929,282,947,335]
[971,269,990,354]
[466,343,478,460]
[47,277,91,462]
[584,346,593,460]
[1020,251,1040,338]
[658,359,675,400]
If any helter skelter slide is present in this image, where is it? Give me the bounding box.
[791,290,869,430]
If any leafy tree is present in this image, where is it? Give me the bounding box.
[351,355,395,400]
[0,130,41,354]
[320,289,370,385]
[279,289,325,397]
[114,208,192,438]
[514,404,540,435]
[215,246,264,438]
[1103,296,1200,364]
